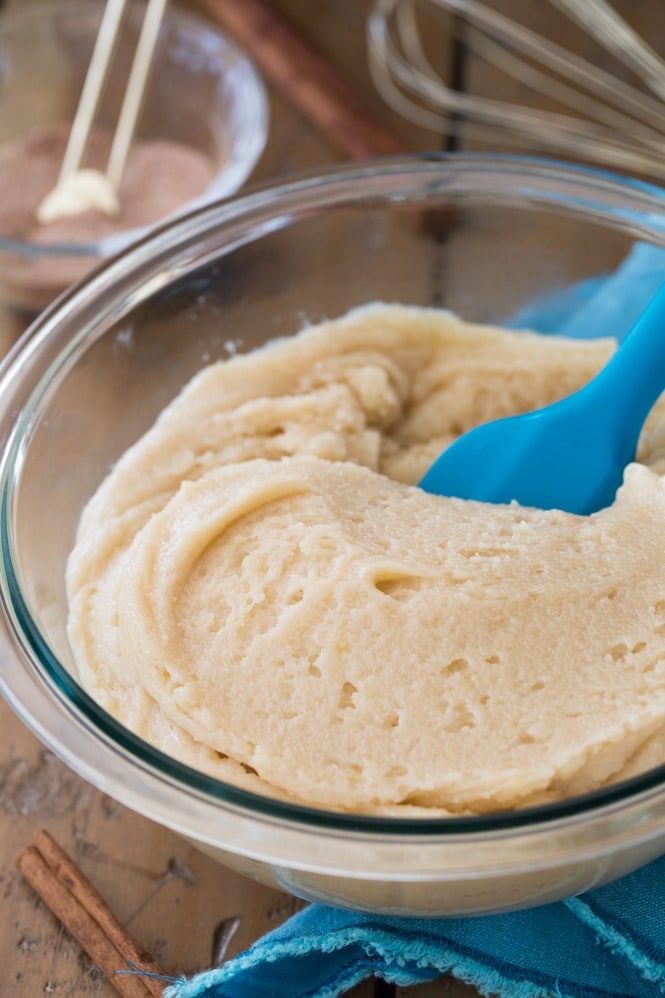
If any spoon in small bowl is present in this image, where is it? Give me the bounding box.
[419,282,665,515]
[37,0,168,224]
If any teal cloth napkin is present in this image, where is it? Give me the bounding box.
[159,855,665,997]
[157,243,665,998]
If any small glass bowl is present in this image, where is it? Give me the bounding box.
[0,0,268,315]
[1,155,665,917]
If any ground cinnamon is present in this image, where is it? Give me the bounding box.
[16,830,167,998]
[0,124,215,312]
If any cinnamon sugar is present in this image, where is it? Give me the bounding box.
[0,123,216,311]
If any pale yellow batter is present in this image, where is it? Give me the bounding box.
[66,304,665,814]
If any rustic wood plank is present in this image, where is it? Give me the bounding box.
[2,698,306,994]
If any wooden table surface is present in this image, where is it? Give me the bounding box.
[0,1,661,996]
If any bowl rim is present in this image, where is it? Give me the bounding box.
[2,152,665,857]
[0,0,269,258]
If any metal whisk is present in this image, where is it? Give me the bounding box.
[368,0,665,181]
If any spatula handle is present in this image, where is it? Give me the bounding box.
[591,281,665,439]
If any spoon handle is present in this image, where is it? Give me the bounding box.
[57,0,128,183]
[106,0,169,191]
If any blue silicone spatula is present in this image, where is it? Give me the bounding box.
[419,283,665,515]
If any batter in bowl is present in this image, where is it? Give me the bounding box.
[66,304,665,814]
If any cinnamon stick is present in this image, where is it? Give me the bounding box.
[197,0,407,159]
[16,831,167,998]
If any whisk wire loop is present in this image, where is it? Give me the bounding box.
[368,0,665,180]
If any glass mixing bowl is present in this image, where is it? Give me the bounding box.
[0,0,268,314]
[1,156,665,917]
